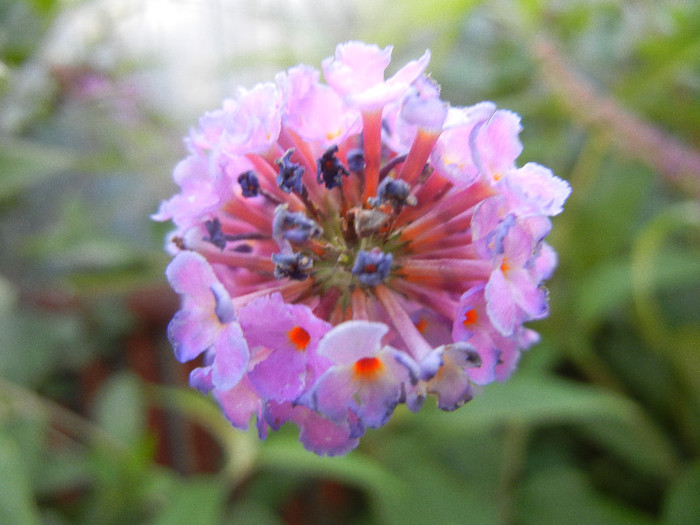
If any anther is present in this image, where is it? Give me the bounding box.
[316,145,349,189]
[346,148,365,173]
[352,248,393,287]
[368,176,417,208]
[272,252,314,281]
[203,217,229,250]
[275,149,305,194]
[237,171,260,197]
[272,204,323,244]
[203,217,269,251]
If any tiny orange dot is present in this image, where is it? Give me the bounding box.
[500,258,510,274]
[415,318,428,333]
[288,326,311,351]
[353,357,383,380]
[463,308,478,327]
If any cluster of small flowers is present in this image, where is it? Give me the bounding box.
[154,42,570,455]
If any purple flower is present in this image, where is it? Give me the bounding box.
[156,41,570,455]
[165,251,249,391]
[308,321,413,428]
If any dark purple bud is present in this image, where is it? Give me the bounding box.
[272,204,323,243]
[368,176,416,207]
[203,217,229,251]
[346,148,365,173]
[272,251,314,280]
[238,171,260,197]
[275,149,305,194]
[316,145,349,189]
[352,248,393,287]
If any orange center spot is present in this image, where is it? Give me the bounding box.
[462,308,478,327]
[288,326,310,351]
[353,357,383,380]
[415,318,428,333]
[500,258,510,274]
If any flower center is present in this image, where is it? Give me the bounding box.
[352,357,384,380]
[288,326,311,351]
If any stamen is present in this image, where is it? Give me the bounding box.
[237,171,261,197]
[272,204,323,244]
[352,207,390,238]
[346,148,366,173]
[352,248,393,287]
[245,154,305,209]
[275,149,305,194]
[203,217,230,251]
[374,284,433,360]
[368,176,416,208]
[278,127,325,206]
[203,217,269,251]
[272,251,314,280]
[317,145,349,189]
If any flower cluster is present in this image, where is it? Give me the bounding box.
[154,42,571,455]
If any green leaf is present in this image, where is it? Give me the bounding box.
[92,372,146,447]
[0,433,41,525]
[424,374,680,476]
[576,250,700,328]
[518,466,656,525]
[226,501,283,525]
[150,476,228,525]
[662,462,700,525]
[259,437,407,522]
[0,139,77,200]
[366,430,502,525]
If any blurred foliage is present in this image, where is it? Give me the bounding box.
[1,0,699,524]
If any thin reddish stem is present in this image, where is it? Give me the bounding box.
[374,284,433,360]
[397,129,440,185]
[398,258,491,282]
[361,110,383,203]
[351,288,369,320]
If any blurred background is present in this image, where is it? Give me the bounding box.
[1,0,699,523]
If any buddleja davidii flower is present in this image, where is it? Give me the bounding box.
[305,321,416,429]
[209,293,366,456]
[188,82,283,157]
[276,65,361,146]
[166,251,249,391]
[157,40,572,456]
[179,285,358,456]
